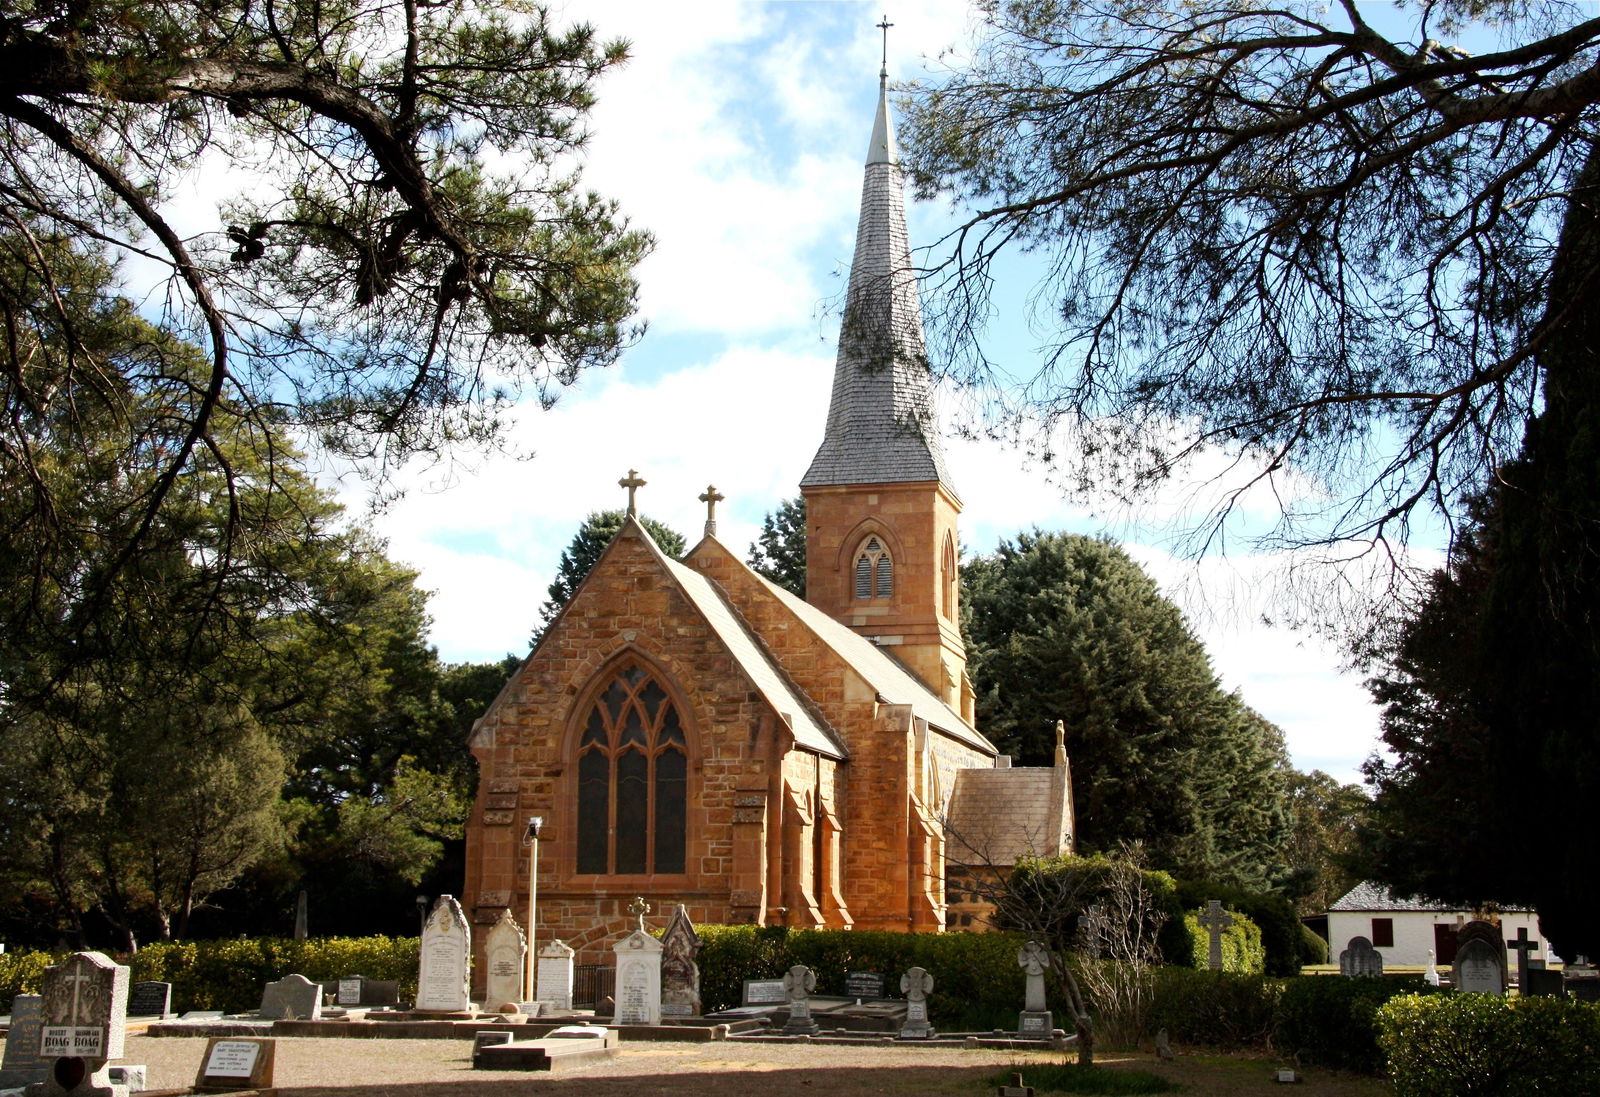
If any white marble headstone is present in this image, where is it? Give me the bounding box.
[416,895,473,1012]
[612,928,663,1025]
[537,940,576,1011]
[482,909,526,1011]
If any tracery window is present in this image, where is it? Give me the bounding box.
[853,536,893,599]
[941,532,958,619]
[575,663,687,875]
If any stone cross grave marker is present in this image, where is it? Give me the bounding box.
[613,918,664,1026]
[1016,940,1053,1038]
[1508,927,1541,990]
[127,981,172,1019]
[0,994,47,1090]
[416,895,473,1012]
[483,909,527,1012]
[1197,900,1233,971]
[898,966,935,1039]
[36,951,129,1097]
[1453,920,1507,995]
[781,965,819,1035]
[1339,936,1384,977]
[1078,903,1108,959]
[659,904,702,1018]
[536,940,575,1011]
[259,974,322,1021]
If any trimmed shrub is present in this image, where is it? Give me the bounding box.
[1378,992,1600,1097]
[0,937,418,1014]
[697,926,1025,1031]
[1277,973,1441,1073]
[1183,909,1264,974]
[1298,924,1328,966]
[1175,880,1305,976]
[1147,967,1280,1047]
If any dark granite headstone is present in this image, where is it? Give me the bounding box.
[1339,936,1384,977]
[0,994,47,1089]
[129,980,173,1018]
[845,971,886,999]
[1524,968,1566,998]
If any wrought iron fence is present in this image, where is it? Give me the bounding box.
[573,964,615,1009]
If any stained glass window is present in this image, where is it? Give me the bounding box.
[574,662,689,875]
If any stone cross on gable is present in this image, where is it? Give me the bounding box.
[619,469,646,516]
[1509,927,1541,988]
[627,895,652,932]
[1198,900,1234,971]
[699,485,725,538]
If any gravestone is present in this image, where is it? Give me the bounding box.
[127,981,172,1019]
[0,994,47,1090]
[741,979,786,1006]
[1339,936,1384,977]
[536,940,575,1011]
[415,894,473,1012]
[335,976,365,1007]
[1523,962,1566,999]
[259,974,322,1021]
[659,905,702,1018]
[781,965,819,1036]
[1197,900,1234,971]
[845,971,885,1000]
[1424,949,1442,986]
[194,1037,275,1091]
[1508,927,1540,990]
[613,898,663,1026]
[897,967,935,1039]
[483,909,527,1012]
[1452,920,1507,995]
[35,951,129,1097]
[1016,940,1052,1038]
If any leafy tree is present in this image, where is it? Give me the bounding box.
[534,509,687,635]
[747,497,807,597]
[901,2,1600,553]
[0,0,651,680]
[1281,770,1371,919]
[962,531,1291,888]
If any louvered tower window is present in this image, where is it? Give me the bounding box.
[575,663,687,875]
[853,537,893,599]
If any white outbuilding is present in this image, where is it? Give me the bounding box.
[1326,881,1551,969]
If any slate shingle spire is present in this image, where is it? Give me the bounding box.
[800,67,957,499]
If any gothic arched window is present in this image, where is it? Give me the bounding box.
[941,532,958,619]
[575,663,688,875]
[853,536,893,600]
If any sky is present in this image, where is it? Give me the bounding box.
[310,0,1400,786]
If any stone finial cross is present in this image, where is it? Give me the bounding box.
[1198,900,1234,971]
[1509,927,1540,987]
[699,484,725,537]
[627,895,651,931]
[619,469,646,516]
[876,15,893,68]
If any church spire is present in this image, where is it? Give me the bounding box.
[800,58,956,498]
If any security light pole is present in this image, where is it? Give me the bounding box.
[523,816,544,1002]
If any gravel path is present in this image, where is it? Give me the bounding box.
[126,1035,1066,1097]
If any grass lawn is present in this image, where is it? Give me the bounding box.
[1006,1052,1390,1097]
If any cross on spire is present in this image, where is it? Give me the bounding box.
[619,469,646,516]
[876,14,893,72]
[699,484,725,537]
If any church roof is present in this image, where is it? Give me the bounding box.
[800,71,957,498]
[1327,881,1534,915]
[944,767,1074,867]
[755,566,992,754]
[639,525,848,760]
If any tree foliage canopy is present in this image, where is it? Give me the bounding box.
[747,496,807,597]
[902,1,1600,551]
[0,0,650,676]
[961,531,1291,888]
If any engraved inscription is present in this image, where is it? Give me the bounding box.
[483,810,514,825]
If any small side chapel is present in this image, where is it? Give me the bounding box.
[462,63,1074,974]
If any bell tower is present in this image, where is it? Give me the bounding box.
[800,62,970,720]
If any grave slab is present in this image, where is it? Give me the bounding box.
[193,1037,275,1091]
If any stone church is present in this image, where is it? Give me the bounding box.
[463,67,1075,972]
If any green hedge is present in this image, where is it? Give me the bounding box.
[1181,909,1264,974]
[1378,993,1600,1096]
[0,937,419,1014]
[1146,967,1280,1047]
[1277,973,1445,1073]
[698,926,1027,1031]
[1174,881,1312,976]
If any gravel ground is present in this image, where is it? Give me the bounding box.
[119,1035,1388,1097]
